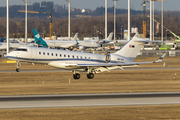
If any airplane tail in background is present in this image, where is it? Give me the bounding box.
[106,32,113,41]
[33,29,48,47]
[72,33,79,40]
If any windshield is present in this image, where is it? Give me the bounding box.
[15,48,28,52]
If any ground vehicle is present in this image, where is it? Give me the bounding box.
[159,44,175,50]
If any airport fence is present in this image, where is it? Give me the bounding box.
[138,50,180,57]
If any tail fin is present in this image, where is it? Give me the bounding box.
[72,33,79,40]
[106,32,113,41]
[33,29,48,47]
[112,33,144,61]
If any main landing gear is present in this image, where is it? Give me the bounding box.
[73,72,94,80]
[73,73,80,79]
[87,73,94,79]
[16,61,21,72]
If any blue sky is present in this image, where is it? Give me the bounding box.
[2,0,180,11]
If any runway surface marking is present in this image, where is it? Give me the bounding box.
[0,92,180,109]
[0,67,180,73]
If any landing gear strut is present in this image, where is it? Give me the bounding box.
[87,73,94,79]
[73,73,80,79]
[16,61,21,72]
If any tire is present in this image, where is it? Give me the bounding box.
[76,73,80,79]
[16,68,20,72]
[87,73,94,79]
[73,73,80,79]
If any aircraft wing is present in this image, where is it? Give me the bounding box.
[60,43,78,48]
[66,53,166,67]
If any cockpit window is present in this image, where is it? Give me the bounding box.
[15,48,28,52]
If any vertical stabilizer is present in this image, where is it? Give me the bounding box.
[33,29,48,47]
[112,34,144,61]
[72,33,79,40]
[106,32,113,41]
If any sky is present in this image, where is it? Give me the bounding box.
[1,0,180,11]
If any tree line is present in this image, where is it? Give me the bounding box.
[0,12,180,40]
[0,1,180,39]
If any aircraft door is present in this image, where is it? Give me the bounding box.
[31,47,37,61]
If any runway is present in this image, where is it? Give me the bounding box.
[0,92,180,109]
[0,67,180,73]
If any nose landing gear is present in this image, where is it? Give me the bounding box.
[16,61,21,72]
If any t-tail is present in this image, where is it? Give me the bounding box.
[33,29,48,47]
[106,32,113,41]
[112,33,144,61]
[72,33,79,40]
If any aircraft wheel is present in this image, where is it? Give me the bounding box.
[73,73,80,79]
[87,73,94,79]
[16,68,20,72]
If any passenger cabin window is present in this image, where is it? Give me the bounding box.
[51,53,53,56]
[15,48,28,52]
[85,57,87,60]
[77,56,79,59]
[43,52,45,55]
[60,54,62,57]
[47,53,49,55]
[39,52,41,55]
[80,56,82,59]
[72,55,74,58]
[68,55,70,58]
[64,54,66,57]
[56,54,57,56]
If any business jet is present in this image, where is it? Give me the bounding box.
[6,34,166,79]
[0,42,34,50]
[33,29,101,50]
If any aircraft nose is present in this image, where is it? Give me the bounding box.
[5,53,10,58]
[5,52,13,58]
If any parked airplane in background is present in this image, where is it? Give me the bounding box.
[6,34,166,79]
[99,32,114,44]
[33,29,101,50]
[0,42,34,50]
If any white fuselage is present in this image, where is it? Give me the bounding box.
[6,46,131,70]
[0,43,34,50]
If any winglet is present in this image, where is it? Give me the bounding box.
[155,53,166,63]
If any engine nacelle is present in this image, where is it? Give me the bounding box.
[105,54,111,63]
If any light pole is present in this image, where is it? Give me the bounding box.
[7,0,9,53]
[17,27,19,38]
[128,0,130,41]
[43,27,45,38]
[112,0,118,44]
[66,0,71,40]
[105,0,107,39]
[22,0,27,45]
[97,31,99,38]
[153,1,155,41]
[121,25,123,39]
[161,0,164,41]
[150,0,153,41]
[94,26,96,37]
